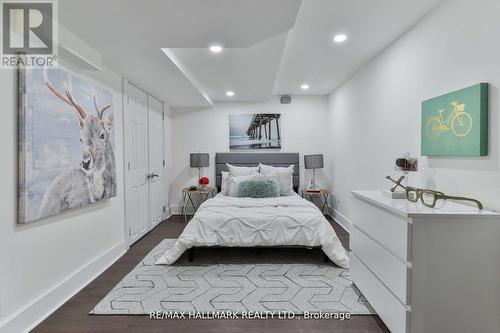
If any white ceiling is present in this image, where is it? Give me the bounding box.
[274,0,441,96]
[165,31,289,102]
[59,0,301,107]
[59,0,441,107]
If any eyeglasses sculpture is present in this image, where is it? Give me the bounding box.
[385,176,483,209]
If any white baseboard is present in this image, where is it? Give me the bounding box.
[0,240,127,333]
[164,206,174,221]
[162,206,172,220]
[170,204,182,215]
[330,207,352,233]
[170,204,197,215]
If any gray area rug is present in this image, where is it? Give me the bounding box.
[91,239,374,315]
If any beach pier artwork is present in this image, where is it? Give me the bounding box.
[229,113,281,149]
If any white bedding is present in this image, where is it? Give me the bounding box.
[156,193,349,268]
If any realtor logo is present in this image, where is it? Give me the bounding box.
[1,0,58,68]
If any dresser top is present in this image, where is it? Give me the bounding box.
[352,190,499,218]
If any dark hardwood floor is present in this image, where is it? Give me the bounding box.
[32,215,389,333]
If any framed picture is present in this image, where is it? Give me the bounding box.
[18,65,117,223]
[229,114,281,150]
[421,83,488,156]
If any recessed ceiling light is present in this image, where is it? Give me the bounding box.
[301,84,309,90]
[226,91,234,97]
[333,34,347,43]
[209,45,223,53]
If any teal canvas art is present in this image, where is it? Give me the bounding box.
[421,83,488,156]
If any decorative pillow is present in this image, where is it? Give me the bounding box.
[238,179,280,198]
[228,173,262,197]
[221,171,230,195]
[226,163,259,177]
[259,163,294,196]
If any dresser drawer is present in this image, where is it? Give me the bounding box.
[351,253,410,333]
[351,195,411,261]
[351,225,410,305]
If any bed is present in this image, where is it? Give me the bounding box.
[156,153,349,268]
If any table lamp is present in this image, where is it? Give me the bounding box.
[190,153,209,187]
[304,154,323,190]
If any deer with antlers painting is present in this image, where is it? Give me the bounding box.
[37,70,117,218]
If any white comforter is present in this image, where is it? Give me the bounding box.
[156,193,349,268]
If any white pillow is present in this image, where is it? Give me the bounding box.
[259,163,294,196]
[221,171,230,195]
[228,173,262,197]
[261,170,279,183]
[226,163,259,177]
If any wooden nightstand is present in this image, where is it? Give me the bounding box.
[181,186,215,222]
[302,188,330,215]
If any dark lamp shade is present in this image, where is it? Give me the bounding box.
[304,154,324,169]
[190,153,209,168]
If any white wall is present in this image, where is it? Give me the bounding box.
[169,96,331,211]
[327,0,500,225]
[163,102,175,216]
[0,30,129,333]
[0,27,174,330]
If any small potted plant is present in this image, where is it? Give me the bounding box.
[199,177,209,190]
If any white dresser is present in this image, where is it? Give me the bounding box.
[350,190,500,333]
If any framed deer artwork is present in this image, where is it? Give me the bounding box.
[17,65,117,223]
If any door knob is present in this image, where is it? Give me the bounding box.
[146,173,159,180]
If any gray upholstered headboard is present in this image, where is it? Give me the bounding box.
[215,153,300,192]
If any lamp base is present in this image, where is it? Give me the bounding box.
[307,168,320,191]
[307,183,320,191]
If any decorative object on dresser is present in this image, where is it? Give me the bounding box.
[304,154,324,190]
[395,155,418,172]
[190,152,209,189]
[350,190,499,333]
[229,114,281,150]
[422,83,488,156]
[181,186,215,222]
[384,178,484,209]
[302,188,330,215]
[384,153,418,199]
[386,175,406,192]
[404,186,483,209]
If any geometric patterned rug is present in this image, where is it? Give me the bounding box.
[91,239,374,315]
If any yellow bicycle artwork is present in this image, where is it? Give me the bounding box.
[425,102,472,140]
[421,83,487,156]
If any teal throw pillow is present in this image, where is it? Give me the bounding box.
[238,179,279,198]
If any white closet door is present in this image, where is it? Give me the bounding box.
[147,96,164,228]
[124,82,149,246]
